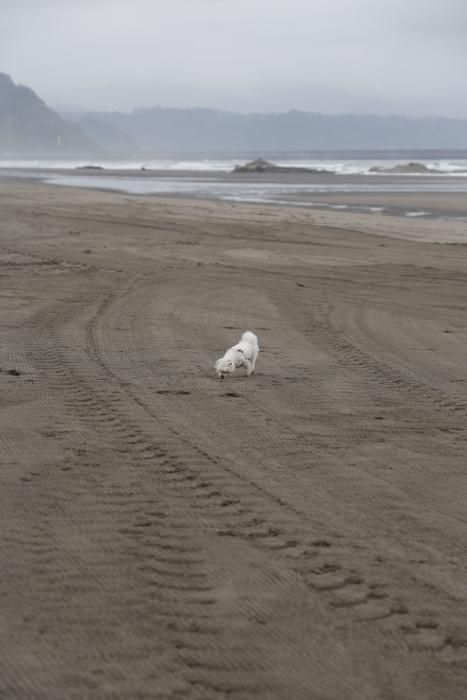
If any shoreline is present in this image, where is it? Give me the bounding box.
[3,166,467,228]
[2,174,467,242]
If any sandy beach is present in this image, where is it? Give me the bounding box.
[1,179,467,699]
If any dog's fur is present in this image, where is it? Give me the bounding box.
[215,331,259,378]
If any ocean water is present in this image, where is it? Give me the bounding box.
[2,154,467,176]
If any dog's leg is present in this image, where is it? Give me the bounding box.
[250,351,258,374]
[244,359,253,376]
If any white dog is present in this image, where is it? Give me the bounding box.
[215,331,259,379]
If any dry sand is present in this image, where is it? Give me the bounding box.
[1,180,467,699]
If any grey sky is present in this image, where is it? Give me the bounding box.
[1,0,466,116]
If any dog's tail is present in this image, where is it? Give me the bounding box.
[241,331,258,346]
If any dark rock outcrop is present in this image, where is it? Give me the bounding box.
[369,162,440,174]
[233,158,332,174]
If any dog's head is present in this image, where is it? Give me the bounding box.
[215,357,235,377]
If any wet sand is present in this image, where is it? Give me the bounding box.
[1,180,467,699]
[3,166,467,219]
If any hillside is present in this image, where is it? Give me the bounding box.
[0,73,98,156]
[65,112,136,152]
[71,106,467,152]
[2,70,466,156]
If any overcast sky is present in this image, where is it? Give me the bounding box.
[1,0,466,116]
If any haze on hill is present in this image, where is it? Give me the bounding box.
[1,1,466,156]
[0,73,96,156]
[0,73,467,157]
[2,71,467,157]
[66,107,467,152]
[2,0,467,117]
